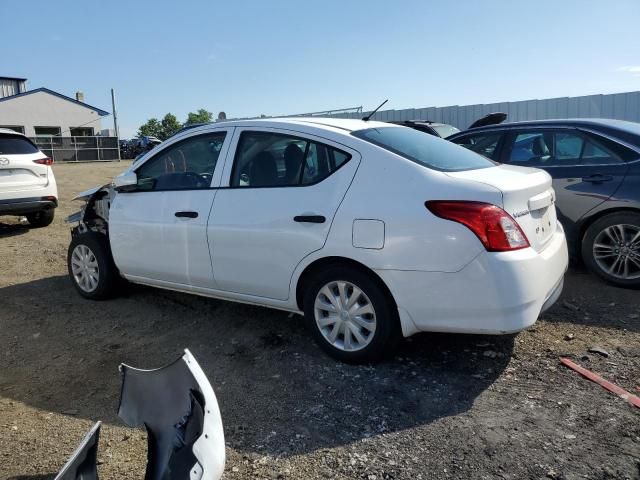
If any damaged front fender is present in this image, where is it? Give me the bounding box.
[65,184,115,236]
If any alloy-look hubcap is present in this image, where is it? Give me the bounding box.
[593,224,640,280]
[71,244,100,292]
[314,280,377,352]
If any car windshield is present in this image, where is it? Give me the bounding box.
[0,134,39,155]
[352,127,496,172]
[431,124,460,138]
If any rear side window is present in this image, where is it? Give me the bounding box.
[0,135,39,155]
[452,133,502,160]
[352,127,495,172]
[505,130,625,166]
[231,131,351,187]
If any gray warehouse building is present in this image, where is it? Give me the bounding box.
[0,76,109,137]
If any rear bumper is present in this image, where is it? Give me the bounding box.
[0,196,58,215]
[377,223,569,336]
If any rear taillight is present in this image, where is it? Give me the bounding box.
[33,157,53,166]
[425,200,529,252]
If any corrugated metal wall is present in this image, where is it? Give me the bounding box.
[328,91,640,129]
[0,78,27,99]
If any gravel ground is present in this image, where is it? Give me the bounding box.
[0,161,639,480]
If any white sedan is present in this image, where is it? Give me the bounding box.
[67,118,568,362]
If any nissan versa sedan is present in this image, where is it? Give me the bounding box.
[0,128,58,227]
[449,119,640,288]
[66,118,568,362]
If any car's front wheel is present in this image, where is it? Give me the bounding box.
[67,232,120,299]
[303,265,400,363]
[26,209,54,228]
[582,212,640,288]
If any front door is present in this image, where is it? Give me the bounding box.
[110,129,232,288]
[207,128,360,300]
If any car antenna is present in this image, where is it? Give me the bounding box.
[362,99,388,121]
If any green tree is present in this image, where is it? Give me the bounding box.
[137,118,163,139]
[184,108,213,126]
[137,113,182,140]
[160,113,181,139]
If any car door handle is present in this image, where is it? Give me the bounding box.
[294,215,326,224]
[582,174,613,183]
[175,211,198,218]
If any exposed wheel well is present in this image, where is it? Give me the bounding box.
[577,207,640,253]
[295,256,398,312]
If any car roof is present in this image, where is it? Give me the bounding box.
[454,118,640,135]
[206,117,392,134]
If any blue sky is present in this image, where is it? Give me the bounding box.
[2,0,639,137]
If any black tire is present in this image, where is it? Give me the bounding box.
[581,211,640,288]
[67,231,120,300]
[26,209,54,228]
[303,265,401,363]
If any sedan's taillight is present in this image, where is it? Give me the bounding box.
[425,200,529,252]
[33,157,53,166]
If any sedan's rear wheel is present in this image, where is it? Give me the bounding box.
[303,265,400,363]
[67,232,120,299]
[582,212,640,288]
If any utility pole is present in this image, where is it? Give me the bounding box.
[111,88,121,161]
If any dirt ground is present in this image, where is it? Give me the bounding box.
[0,161,638,480]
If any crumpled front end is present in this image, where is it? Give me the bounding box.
[65,184,116,237]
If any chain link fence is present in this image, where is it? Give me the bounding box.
[29,136,120,162]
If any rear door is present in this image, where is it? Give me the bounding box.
[500,128,629,226]
[0,133,49,194]
[207,128,360,300]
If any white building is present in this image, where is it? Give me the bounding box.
[0,76,110,137]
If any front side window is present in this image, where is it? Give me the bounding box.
[452,133,502,160]
[352,126,496,172]
[135,132,226,191]
[506,130,623,166]
[230,131,351,187]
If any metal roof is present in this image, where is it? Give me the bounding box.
[0,87,110,116]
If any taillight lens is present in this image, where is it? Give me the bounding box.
[33,157,53,166]
[425,200,529,252]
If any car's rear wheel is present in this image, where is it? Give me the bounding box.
[582,212,640,288]
[67,232,120,299]
[303,265,400,363]
[26,209,54,228]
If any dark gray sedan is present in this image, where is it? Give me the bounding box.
[448,119,640,288]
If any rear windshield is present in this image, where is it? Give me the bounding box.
[352,127,496,172]
[0,135,39,155]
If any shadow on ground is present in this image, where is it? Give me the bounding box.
[2,274,511,457]
[0,220,28,238]
[543,265,640,332]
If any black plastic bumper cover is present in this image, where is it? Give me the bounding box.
[0,196,57,215]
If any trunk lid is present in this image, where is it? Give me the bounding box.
[446,164,557,252]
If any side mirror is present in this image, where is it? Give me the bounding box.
[113,171,138,192]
